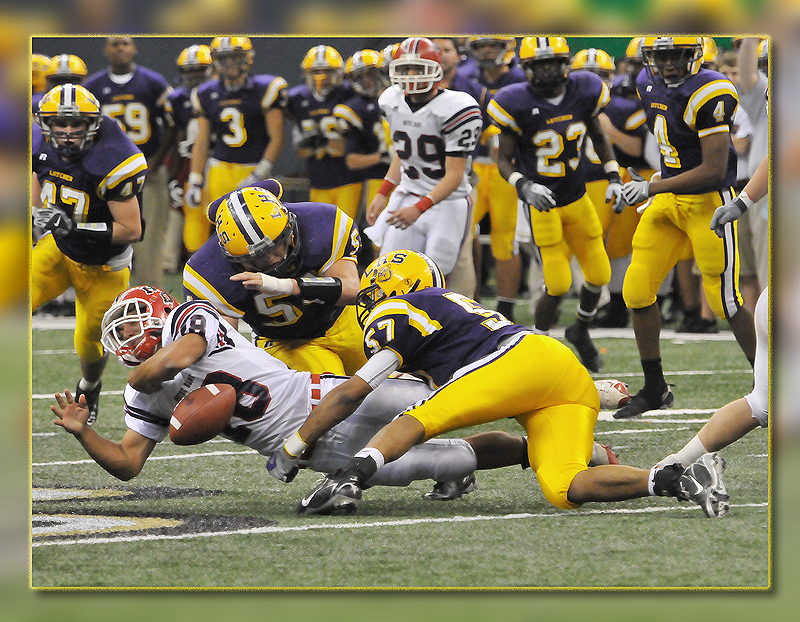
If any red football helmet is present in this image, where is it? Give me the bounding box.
[101,286,177,366]
[389,37,443,95]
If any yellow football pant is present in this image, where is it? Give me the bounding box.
[472,161,519,261]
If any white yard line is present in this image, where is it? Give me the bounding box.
[32,502,769,548]
[32,449,258,467]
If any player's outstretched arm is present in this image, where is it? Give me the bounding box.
[52,390,156,480]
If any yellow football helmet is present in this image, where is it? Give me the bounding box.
[518,37,571,90]
[214,186,301,276]
[701,37,719,69]
[379,43,401,78]
[571,48,615,84]
[45,54,88,88]
[641,36,703,87]
[345,49,387,98]
[210,36,253,80]
[356,250,445,327]
[177,44,213,89]
[36,83,102,159]
[758,39,769,74]
[32,54,51,93]
[625,37,644,62]
[302,45,344,97]
[468,36,516,70]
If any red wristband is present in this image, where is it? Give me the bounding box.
[377,178,398,197]
[414,195,435,213]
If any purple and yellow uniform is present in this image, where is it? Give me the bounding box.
[166,85,211,251]
[471,67,525,261]
[32,117,147,362]
[285,83,364,219]
[83,66,171,160]
[183,202,367,375]
[192,74,287,201]
[333,91,391,206]
[361,288,598,509]
[488,71,611,296]
[626,68,742,318]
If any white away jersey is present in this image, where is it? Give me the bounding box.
[379,85,482,198]
[123,300,313,454]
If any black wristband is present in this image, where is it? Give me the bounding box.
[297,276,343,303]
[606,171,622,185]
[74,222,114,244]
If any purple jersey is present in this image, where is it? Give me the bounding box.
[361,288,527,387]
[474,66,526,159]
[285,83,363,189]
[637,68,738,192]
[83,66,171,159]
[192,74,288,164]
[165,86,197,160]
[603,93,649,170]
[33,117,148,265]
[334,92,390,181]
[183,202,360,340]
[488,71,610,206]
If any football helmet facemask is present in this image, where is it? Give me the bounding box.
[177,44,213,89]
[642,36,703,88]
[32,54,51,93]
[302,45,344,98]
[45,54,88,88]
[36,83,102,159]
[389,37,443,95]
[345,49,387,98]
[210,36,254,82]
[571,48,615,84]
[519,37,571,91]
[214,186,301,277]
[468,36,516,70]
[101,286,177,367]
[356,250,445,327]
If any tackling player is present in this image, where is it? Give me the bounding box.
[33,84,147,424]
[364,37,483,282]
[279,250,730,519]
[614,36,756,418]
[183,180,367,376]
[489,37,623,373]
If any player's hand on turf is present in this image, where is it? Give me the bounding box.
[266,447,301,483]
[387,204,421,229]
[367,194,388,225]
[51,390,90,435]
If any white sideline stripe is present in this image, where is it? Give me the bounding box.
[594,426,692,435]
[33,390,125,400]
[32,449,257,467]
[594,369,751,379]
[34,349,76,355]
[598,409,715,421]
[32,503,769,548]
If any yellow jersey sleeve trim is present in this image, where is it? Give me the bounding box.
[183,264,245,318]
[262,76,288,110]
[321,211,356,273]
[683,80,739,129]
[625,109,647,131]
[592,81,611,117]
[366,299,443,338]
[698,125,730,138]
[100,153,148,194]
[333,103,363,131]
[487,100,521,134]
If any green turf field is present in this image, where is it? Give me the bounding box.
[30,303,769,590]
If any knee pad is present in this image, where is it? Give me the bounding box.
[622,263,658,309]
[539,245,572,297]
[535,463,584,510]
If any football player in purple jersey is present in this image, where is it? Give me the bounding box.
[490,37,623,373]
[33,84,147,424]
[183,180,368,378]
[614,36,756,419]
[83,36,175,288]
[285,250,730,519]
[285,45,364,222]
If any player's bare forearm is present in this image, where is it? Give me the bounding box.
[650,132,729,195]
[296,377,372,445]
[127,333,206,393]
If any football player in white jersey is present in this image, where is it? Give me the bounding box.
[50,285,520,500]
[364,37,483,279]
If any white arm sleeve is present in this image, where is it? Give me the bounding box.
[354,349,402,390]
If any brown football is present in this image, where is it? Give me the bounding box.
[169,384,236,445]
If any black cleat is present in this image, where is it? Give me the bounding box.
[75,381,101,426]
[297,470,362,515]
[613,385,673,419]
[564,322,603,372]
[422,473,477,500]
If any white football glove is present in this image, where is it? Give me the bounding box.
[517,179,557,212]
[654,453,685,470]
[622,166,651,206]
[266,448,300,483]
[32,206,57,230]
[606,173,624,214]
[168,179,184,211]
[710,191,753,238]
[236,159,274,190]
[185,172,203,209]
